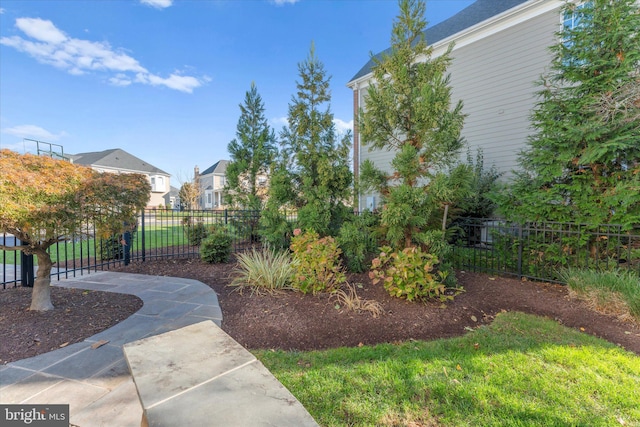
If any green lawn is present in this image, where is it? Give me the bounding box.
[255,312,640,427]
[1,226,190,265]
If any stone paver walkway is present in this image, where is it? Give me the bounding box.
[0,272,317,426]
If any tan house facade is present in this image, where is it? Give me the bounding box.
[348,0,571,210]
[71,148,171,208]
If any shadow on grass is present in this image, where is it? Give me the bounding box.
[256,312,640,427]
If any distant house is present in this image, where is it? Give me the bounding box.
[71,148,170,208]
[196,160,229,210]
[164,186,181,210]
[347,0,569,210]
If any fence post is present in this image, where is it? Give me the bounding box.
[123,231,131,266]
[517,223,523,279]
[141,210,146,262]
[224,209,228,225]
[20,251,34,287]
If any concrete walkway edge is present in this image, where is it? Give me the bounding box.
[0,272,317,427]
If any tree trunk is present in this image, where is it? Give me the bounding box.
[442,204,449,234]
[29,249,54,311]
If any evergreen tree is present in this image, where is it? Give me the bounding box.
[225,82,276,210]
[497,0,640,230]
[262,44,352,241]
[359,0,470,252]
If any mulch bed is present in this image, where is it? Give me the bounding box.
[1,258,638,365]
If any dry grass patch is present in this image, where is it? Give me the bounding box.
[331,282,384,318]
[562,268,640,326]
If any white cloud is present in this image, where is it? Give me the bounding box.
[137,72,203,94]
[15,17,67,44]
[109,73,133,87]
[0,8,6,14]
[269,117,353,134]
[1,124,66,141]
[270,116,289,128]
[333,118,353,135]
[270,0,300,5]
[0,17,203,93]
[140,0,173,9]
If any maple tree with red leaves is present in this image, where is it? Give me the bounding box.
[0,149,150,311]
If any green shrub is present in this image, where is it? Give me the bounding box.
[100,234,125,261]
[200,226,232,263]
[290,229,346,294]
[456,148,502,219]
[259,207,293,250]
[184,219,208,246]
[337,211,379,273]
[229,247,296,295]
[370,246,453,301]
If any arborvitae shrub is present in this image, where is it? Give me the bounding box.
[337,211,379,273]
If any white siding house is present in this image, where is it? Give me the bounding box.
[347,0,567,210]
[197,160,229,210]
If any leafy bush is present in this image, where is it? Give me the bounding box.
[456,148,502,219]
[183,216,208,246]
[337,211,379,273]
[229,247,297,295]
[259,207,293,250]
[290,229,346,295]
[100,234,125,261]
[200,226,232,263]
[370,246,453,301]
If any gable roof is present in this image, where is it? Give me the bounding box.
[71,148,169,175]
[200,160,229,176]
[349,0,530,83]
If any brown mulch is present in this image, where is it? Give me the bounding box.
[0,287,142,364]
[1,258,639,364]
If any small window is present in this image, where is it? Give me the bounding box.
[150,175,166,192]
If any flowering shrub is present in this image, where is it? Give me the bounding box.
[370,246,450,301]
[290,229,346,294]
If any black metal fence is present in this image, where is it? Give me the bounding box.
[1,209,263,289]
[2,211,639,289]
[450,218,640,283]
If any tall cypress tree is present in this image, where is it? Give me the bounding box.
[225,82,277,210]
[498,0,640,229]
[262,44,352,241]
[359,0,470,251]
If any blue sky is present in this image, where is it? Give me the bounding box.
[0,0,474,183]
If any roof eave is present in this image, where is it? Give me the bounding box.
[347,0,556,87]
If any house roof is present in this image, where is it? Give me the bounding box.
[200,160,229,176]
[71,148,169,175]
[349,0,530,83]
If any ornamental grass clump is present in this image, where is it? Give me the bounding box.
[290,229,346,295]
[331,282,384,318]
[229,247,297,295]
[561,267,640,324]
